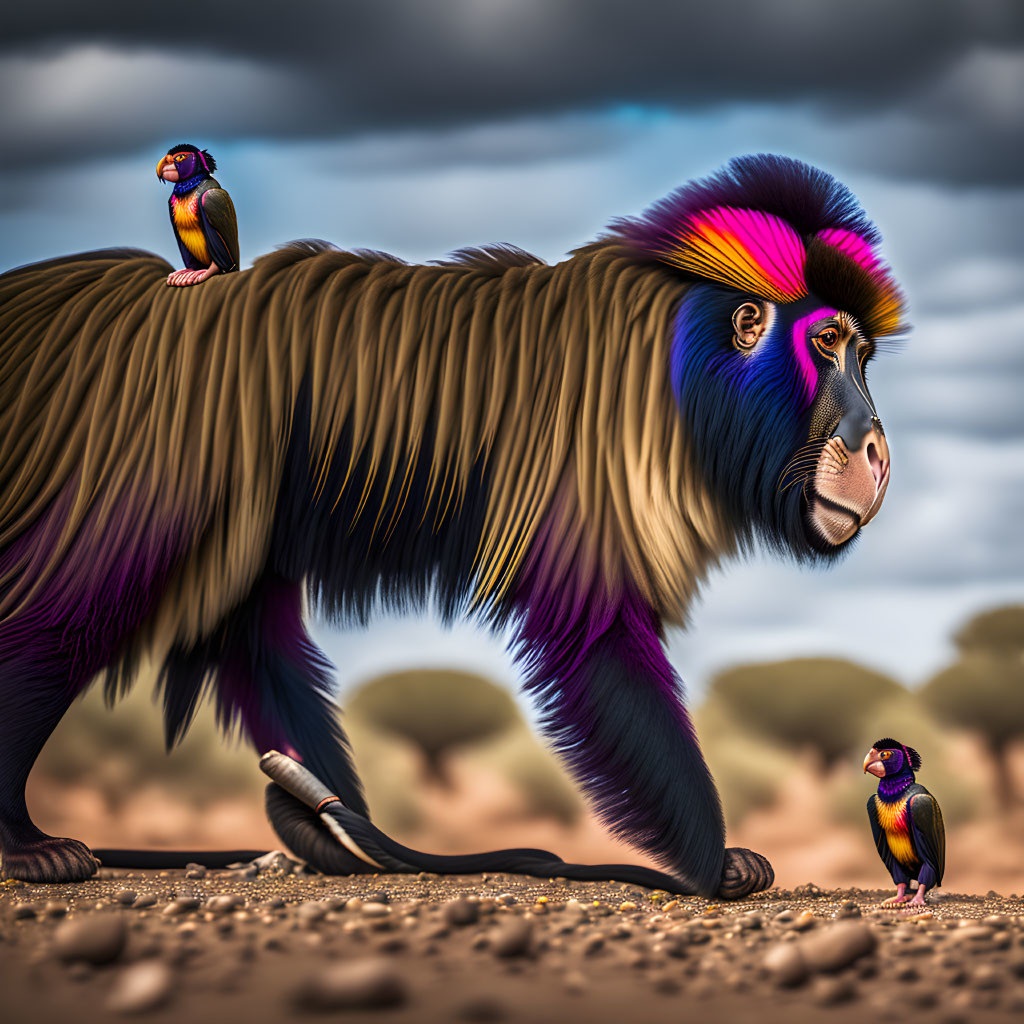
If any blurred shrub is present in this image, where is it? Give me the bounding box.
[953,604,1024,658]
[461,724,582,825]
[344,716,422,836]
[347,669,519,786]
[827,690,979,828]
[36,666,260,811]
[921,604,1024,805]
[708,658,903,770]
[695,696,791,828]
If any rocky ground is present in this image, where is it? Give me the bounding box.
[1,857,1022,1023]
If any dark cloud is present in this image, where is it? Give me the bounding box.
[2,1,1022,184]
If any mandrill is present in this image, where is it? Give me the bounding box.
[156,143,239,286]
[0,155,903,899]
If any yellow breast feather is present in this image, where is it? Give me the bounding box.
[874,794,919,868]
[172,192,209,265]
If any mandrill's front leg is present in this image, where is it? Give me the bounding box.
[522,599,773,900]
[167,262,221,287]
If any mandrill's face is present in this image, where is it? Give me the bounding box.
[671,284,892,561]
[777,304,890,549]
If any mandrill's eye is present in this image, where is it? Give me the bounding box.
[815,327,839,348]
[880,751,891,759]
[174,153,186,162]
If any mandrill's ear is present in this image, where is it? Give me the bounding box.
[731,300,774,352]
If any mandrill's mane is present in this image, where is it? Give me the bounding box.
[0,239,733,683]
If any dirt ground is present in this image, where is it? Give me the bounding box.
[2,862,1022,1024]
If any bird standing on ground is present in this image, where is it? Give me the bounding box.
[156,144,239,287]
[864,738,945,907]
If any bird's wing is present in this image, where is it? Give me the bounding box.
[909,792,945,885]
[866,795,897,879]
[198,188,240,272]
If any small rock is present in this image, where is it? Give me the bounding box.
[563,970,587,995]
[444,899,480,927]
[763,941,808,987]
[161,897,200,916]
[44,900,70,918]
[836,901,861,919]
[133,895,157,909]
[251,850,297,875]
[208,894,244,914]
[810,975,856,1006]
[12,903,36,920]
[292,958,407,1010]
[298,900,329,921]
[361,902,390,918]
[970,964,1003,990]
[492,917,533,958]
[113,890,138,907]
[53,914,127,965]
[799,921,877,973]
[456,995,506,1021]
[184,863,207,879]
[106,961,174,1014]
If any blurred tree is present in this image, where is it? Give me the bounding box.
[347,669,520,787]
[922,604,1024,806]
[462,725,582,825]
[37,667,260,811]
[708,658,903,770]
[695,695,791,827]
[953,605,1024,658]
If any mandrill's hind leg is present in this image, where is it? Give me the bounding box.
[520,598,773,900]
[0,658,99,882]
[160,572,375,874]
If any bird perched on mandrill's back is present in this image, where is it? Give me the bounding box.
[863,738,945,907]
[156,144,239,287]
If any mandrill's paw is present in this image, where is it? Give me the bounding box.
[717,847,775,900]
[1,836,100,883]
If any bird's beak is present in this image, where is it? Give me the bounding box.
[157,155,177,181]
[863,748,885,779]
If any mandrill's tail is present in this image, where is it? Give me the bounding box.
[259,751,773,898]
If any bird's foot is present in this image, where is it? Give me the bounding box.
[166,268,217,287]
[717,847,775,900]
[881,893,913,907]
[1,835,100,882]
[908,890,928,908]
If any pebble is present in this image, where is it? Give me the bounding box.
[52,914,127,965]
[799,921,877,972]
[444,898,480,927]
[764,942,808,987]
[456,995,506,1021]
[161,897,200,916]
[492,917,533,958]
[133,894,157,909]
[292,958,407,1011]
[113,890,138,907]
[106,961,174,1014]
[810,975,856,1006]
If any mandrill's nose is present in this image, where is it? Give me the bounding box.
[858,421,890,526]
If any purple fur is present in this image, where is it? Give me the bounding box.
[506,513,724,893]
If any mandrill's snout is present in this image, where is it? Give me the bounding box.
[809,422,890,546]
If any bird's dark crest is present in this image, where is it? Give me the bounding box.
[168,143,217,173]
[873,737,922,770]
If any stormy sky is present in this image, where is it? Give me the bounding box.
[2,1,1022,700]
